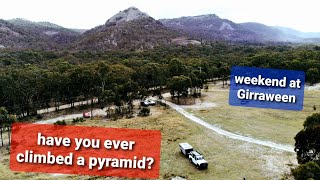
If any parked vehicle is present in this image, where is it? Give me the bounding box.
[140,99,156,107]
[146,99,156,106]
[179,143,194,157]
[83,112,91,118]
[188,151,208,169]
[179,143,208,169]
[140,101,149,107]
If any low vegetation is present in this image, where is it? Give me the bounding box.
[138,107,150,116]
[53,120,67,125]
[72,117,85,124]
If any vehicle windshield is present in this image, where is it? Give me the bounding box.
[196,156,203,160]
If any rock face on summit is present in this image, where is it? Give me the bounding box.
[75,7,178,51]
[106,7,150,24]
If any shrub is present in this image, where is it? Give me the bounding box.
[138,107,150,116]
[295,113,320,164]
[294,125,320,164]
[291,161,320,180]
[36,114,44,120]
[126,113,134,119]
[54,120,67,125]
[72,117,85,124]
[304,113,320,128]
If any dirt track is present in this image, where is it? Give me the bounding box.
[161,99,295,153]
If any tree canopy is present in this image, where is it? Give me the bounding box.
[1,44,320,118]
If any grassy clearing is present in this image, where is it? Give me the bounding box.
[78,106,296,179]
[1,105,295,179]
[187,83,320,145]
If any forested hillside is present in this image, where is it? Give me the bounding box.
[0,18,80,50]
[1,44,320,117]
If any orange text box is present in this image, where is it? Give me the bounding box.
[10,123,161,178]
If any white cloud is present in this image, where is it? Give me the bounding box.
[0,0,319,32]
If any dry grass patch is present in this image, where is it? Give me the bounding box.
[187,83,320,145]
[0,105,295,179]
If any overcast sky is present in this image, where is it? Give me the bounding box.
[1,0,318,32]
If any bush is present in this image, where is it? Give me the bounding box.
[138,107,150,116]
[54,120,67,125]
[295,113,320,164]
[36,114,44,120]
[291,161,320,180]
[126,113,134,119]
[295,125,320,164]
[304,113,320,128]
[72,117,85,124]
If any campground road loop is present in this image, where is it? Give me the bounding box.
[163,100,295,153]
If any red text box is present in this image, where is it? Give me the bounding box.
[10,123,161,178]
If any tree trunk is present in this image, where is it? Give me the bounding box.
[222,75,225,88]
[0,127,3,147]
[7,126,11,145]
[55,100,58,111]
[57,101,60,111]
[91,99,93,120]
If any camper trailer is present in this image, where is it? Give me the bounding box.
[179,143,194,157]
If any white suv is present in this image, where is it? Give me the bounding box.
[188,151,208,169]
